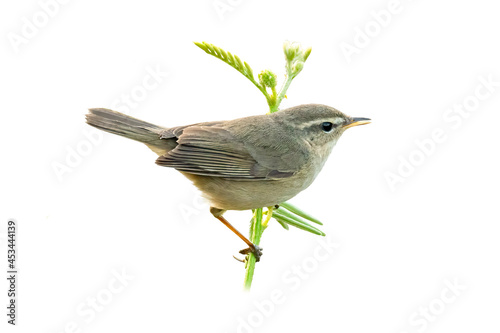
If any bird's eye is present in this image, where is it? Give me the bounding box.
[322,122,335,132]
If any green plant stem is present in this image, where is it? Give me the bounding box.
[244,208,264,290]
[250,78,272,102]
[272,73,294,113]
[268,60,295,113]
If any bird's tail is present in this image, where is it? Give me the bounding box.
[86,108,171,155]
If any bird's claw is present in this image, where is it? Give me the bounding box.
[239,245,263,262]
[233,255,246,263]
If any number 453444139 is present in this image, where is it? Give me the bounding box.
[7,220,16,270]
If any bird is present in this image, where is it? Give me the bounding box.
[85,104,370,261]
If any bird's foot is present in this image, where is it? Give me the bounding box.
[239,245,263,262]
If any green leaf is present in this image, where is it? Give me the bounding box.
[226,52,236,66]
[194,42,209,53]
[274,207,323,231]
[275,218,289,230]
[244,61,254,79]
[194,41,266,97]
[220,48,228,60]
[273,211,325,236]
[279,202,323,225]
[234,55,244,70]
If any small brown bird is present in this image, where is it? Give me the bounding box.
[86,104,369,260]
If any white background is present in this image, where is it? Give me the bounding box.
[1,0,500,332]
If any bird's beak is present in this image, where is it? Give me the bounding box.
[343,117,371,130]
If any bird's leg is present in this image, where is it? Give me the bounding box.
[210,207,263,262]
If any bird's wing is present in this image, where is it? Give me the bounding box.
[155,123,308,180]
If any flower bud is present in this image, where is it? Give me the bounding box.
[292,61,304,74]
[283,41,312,66]
[283,41,296,61]
[258,70,277,88]
[303,47,312,61]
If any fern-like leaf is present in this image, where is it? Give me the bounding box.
[194,42,264,93]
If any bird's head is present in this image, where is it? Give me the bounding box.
[276,104,370,150]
